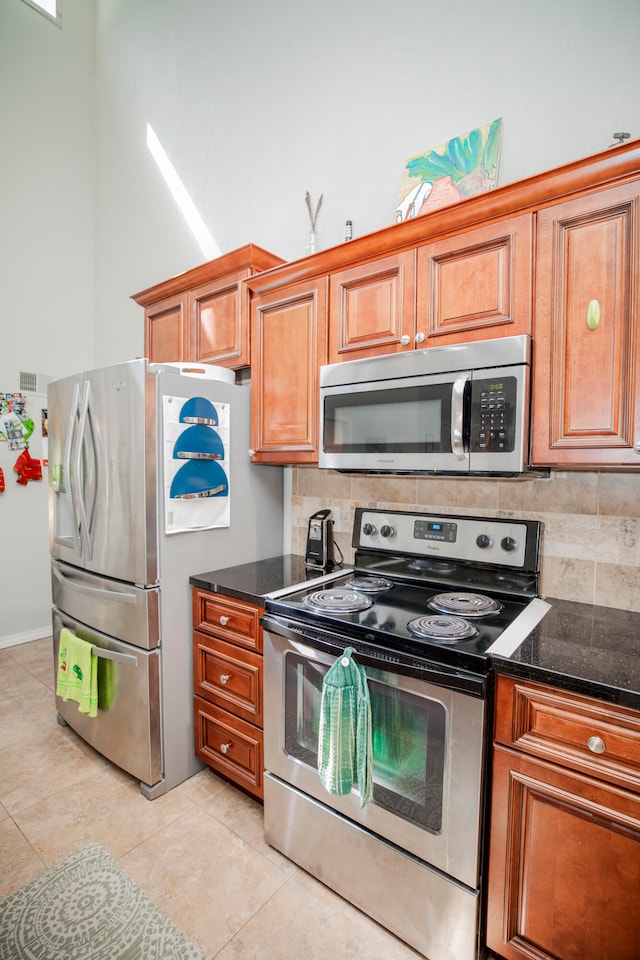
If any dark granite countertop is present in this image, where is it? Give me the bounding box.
[190,557,640,712]
[189,554,336,605]
[492,596,640,711]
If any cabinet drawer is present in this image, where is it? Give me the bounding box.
[495,675,640,792]
[194,697,263,800]
[193,632,262,724]
[192,588,262,652]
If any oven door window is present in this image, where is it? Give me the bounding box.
[283,653,446,834]
[322,382,456,455]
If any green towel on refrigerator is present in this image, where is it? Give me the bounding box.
[318,647,373,807]
[56,627,98,718]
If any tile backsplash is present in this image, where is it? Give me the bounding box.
[290,468,640,612]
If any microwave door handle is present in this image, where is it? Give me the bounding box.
[451,372,470,460]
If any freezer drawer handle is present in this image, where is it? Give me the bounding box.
[93,647,138,666]
[52,564,137,604]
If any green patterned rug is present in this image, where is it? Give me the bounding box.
[0,842,205,960]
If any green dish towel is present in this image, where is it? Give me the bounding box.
[56,627,98,718]
[318,647,373,807]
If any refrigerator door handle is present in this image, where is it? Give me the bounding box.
[52,563,137,604]
[64,381,83,553]
[75,379,98,561]
[93,646,138,666]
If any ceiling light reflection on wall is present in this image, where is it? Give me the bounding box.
[146,123,220,260]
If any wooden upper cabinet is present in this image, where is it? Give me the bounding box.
[192,270,250,367]
[250,277,327,463]
[143,291,189,364]
[131,245,284,369]
[416,214,532,345]
[532,180,640,466]
[328,251,416,362]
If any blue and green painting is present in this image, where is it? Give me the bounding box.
[396,118,503,222]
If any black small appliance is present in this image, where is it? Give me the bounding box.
[304,508,335,568]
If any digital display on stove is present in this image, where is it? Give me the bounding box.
[413,519,457,543]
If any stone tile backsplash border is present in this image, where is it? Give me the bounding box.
[290,469,640,612]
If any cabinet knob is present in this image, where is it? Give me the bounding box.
[414,332,425,344]
[219,674,230,684]
[219,741,232,754]
[248,449,255,457]
[400,334,411,346]
[587,735,606,754]
[587,299,600,330]
[634,441,640,454]
[219,615,229,625]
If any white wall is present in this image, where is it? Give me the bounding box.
[0,0,96,645]
[94,0,640,364]
[2,0,640,643]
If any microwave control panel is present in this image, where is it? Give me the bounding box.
[469,376,517,452]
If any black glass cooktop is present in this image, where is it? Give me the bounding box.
[265,571,531,673]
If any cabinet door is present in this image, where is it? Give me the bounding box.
[328,251,415,361]
[487,745,640,960]
[416,214,532,344]
[192,270,249,369]
[250,277,327,463]
[144,292,189,363]
[532,181,640,466]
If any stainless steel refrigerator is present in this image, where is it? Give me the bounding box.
[48,359,283,798]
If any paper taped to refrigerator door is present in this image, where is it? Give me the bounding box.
[162,394,230,533]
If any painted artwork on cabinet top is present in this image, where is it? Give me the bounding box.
[396,118,503,222]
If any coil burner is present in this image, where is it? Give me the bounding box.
[427,592,502,618]
[347,576,394,594]
[302,589,373,615]
[407,615,478,643]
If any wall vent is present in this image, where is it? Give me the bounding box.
[19,371,52,394]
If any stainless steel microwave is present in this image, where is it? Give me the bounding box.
[319,335,532,476]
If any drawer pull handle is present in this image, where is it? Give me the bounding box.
[219,674,230,684]
[587,735,606,754]
[219,741,232,754]
[219,615,229,625]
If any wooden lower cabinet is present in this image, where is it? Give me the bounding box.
[487,676,640,960]
[192,588,265,800]
[194,697,264,799]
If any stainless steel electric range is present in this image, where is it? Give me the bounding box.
[261,508,549,960]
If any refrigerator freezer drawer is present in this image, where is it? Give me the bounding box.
[53,608,162,790]
[52,560,159,650]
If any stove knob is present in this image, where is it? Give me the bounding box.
[362,523,377,536]
[501,536,518,552]
[380,524,396,538]
[476,534,493,549]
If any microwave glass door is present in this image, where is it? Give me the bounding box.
[283,650,446,833]
[323,381,456,456]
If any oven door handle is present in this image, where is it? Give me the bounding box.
[261,614,486,697]
[451,372,470,460]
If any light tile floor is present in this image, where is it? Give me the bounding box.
[0,637,439,959]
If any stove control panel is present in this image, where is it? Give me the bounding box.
[354,508,538,570]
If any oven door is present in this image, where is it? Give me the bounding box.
[263,624,486,889]
[319,370,471,473]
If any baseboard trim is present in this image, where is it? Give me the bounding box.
[0,627,52,650]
